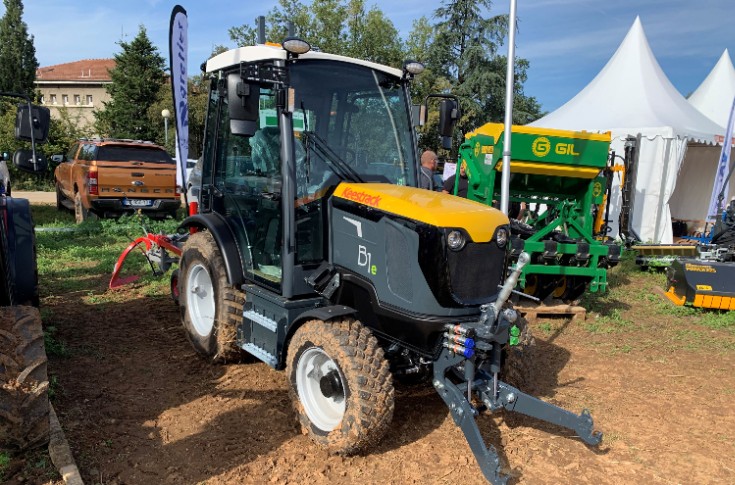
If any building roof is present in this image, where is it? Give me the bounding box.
[36,59,115,82]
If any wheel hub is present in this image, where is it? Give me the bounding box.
[319,369,343,399]
[296,347,346,432]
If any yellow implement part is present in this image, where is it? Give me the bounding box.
[692,294,735,310]
[468,122,611,143]
[664,287,686,306]
[633,244,698,257]
[495,161,601,179]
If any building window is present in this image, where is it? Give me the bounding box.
[63,95,69,105]
[74,95,81,105]
[51,94,57,105]
[87,95,93,106]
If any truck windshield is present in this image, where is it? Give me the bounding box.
[289,60,416,193]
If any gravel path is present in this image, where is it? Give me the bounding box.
[14,191,56,205]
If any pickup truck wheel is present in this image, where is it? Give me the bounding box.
[287,318,394,455]
[179,231,244,363]
[0,306,50,450]
[74,192,96,223]
[55,182,65,211]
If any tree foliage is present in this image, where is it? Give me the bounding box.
[0,0,38,99]
[229,0,404,67]
[95,26,166,141]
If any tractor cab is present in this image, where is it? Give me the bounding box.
[195,42,421,298]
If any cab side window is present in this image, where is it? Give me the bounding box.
[65,143,80,161]
[79,144,97,161]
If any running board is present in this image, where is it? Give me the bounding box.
[241,342,277,367]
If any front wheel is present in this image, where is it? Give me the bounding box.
[178,231,245,363]
[286,318,394,455]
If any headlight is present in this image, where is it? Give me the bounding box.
[496,227,508,248]
[447,230,466,251]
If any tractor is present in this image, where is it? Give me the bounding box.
[121,36,604,484]
[0,93,51,451]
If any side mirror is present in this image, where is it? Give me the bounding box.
[15,104,50,143]
[438,99,459,150]
[438,99,459,137]
[412,104,425,127]
[227,73,259,136]
[51,154,65,164]
[13,149,47,173]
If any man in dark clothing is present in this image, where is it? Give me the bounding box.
[419,150,438,190]
[442,161,469,197]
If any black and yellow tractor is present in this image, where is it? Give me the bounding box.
[171,37,602,484]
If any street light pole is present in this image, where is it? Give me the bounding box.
[161,109,171,145]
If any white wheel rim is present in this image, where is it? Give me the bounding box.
[296,347,346,432]
[187,262,215,337]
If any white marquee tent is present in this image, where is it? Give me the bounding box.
[529,17,725,243]
[671,50,735,224]
[688,49,735,128]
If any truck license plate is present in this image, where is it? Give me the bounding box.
[126,199,152,207]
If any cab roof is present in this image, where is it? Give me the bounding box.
[206,44,403,78]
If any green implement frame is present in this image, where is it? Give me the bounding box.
[456,123,622,301]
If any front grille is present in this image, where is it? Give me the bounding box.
[446,241,505,304]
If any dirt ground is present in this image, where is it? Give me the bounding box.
[17,284,730,485]
[8,193,735,485]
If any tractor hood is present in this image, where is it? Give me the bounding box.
[333,183,508,243]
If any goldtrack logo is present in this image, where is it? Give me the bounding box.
[342,187,382,207]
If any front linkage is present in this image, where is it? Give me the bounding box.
[432,253,602,484]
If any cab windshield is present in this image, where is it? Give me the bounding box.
[289,60,416,195]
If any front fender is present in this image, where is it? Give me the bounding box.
[178,213,245,286]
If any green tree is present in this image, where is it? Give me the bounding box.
[95,26,166,141]
[429,0,542,150]
[0,0,38,98]
[229,0,404,67]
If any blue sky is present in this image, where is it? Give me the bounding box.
[6,0,734,113]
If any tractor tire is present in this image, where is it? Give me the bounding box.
[501,315,535,392]
[287,318,394,455]
[0,306,50,450]
[178,231,245,363]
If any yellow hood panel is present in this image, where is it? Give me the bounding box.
[334,183,508,243]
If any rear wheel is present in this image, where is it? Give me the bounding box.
[179,231,244,363]
[74,192,93,223]
[287,318,394,455]
[0,306,50,450]
[55,182,65,211]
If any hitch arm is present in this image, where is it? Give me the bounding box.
[483,381,602,446]
[433,350,509,485]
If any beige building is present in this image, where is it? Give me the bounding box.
[34,59,115,131]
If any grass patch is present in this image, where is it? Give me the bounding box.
[33,207,182,299]
[43,325,70,357]
[584,308,633,334]
[698,311,735,331]
[0,451,9,482]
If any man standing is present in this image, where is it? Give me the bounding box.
[419,150,438,190]
[443,160,469,198]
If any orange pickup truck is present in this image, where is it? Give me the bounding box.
[54,138,181,222]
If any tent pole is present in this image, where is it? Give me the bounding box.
[500,0,517,216]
